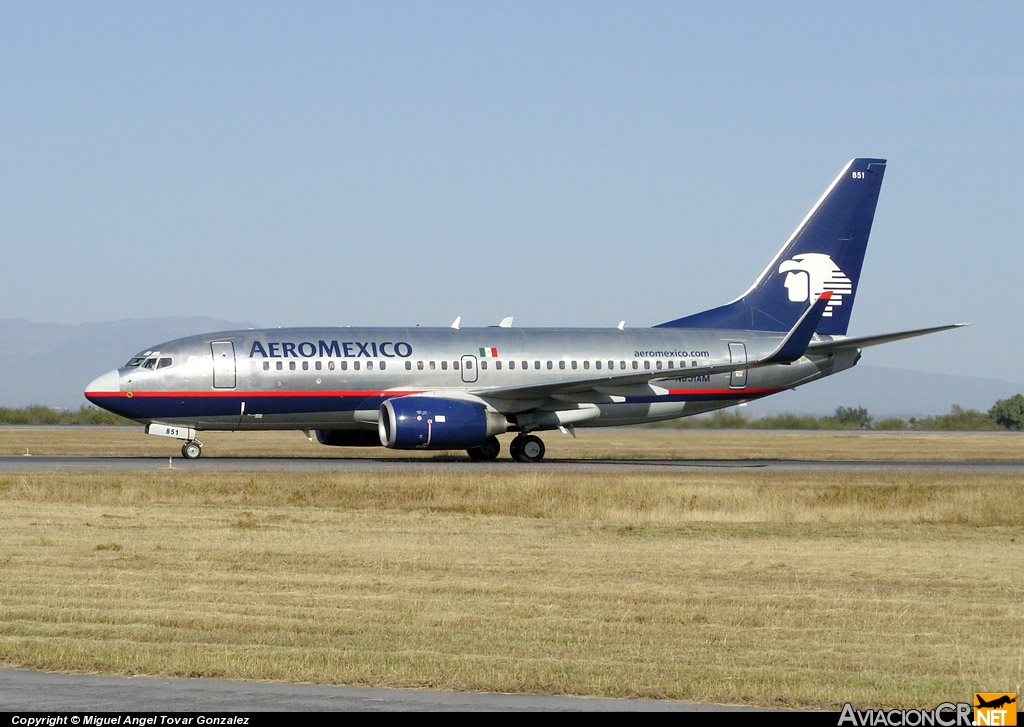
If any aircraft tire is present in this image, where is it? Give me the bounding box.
[467,436,501,462]
[181,442,202,459]
[512,434,545,463]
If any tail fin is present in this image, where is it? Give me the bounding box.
[657,158,887,335]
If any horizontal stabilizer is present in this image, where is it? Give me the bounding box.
[807,323,968,354]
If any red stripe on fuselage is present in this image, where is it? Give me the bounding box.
[86,389,425,399]
[665,387,780,396]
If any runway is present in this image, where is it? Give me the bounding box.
[0,668,752,712]
[2,454,1023,473]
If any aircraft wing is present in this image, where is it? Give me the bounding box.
[474,358,757,401]
[476,292,835,401]
[806,323,967,354]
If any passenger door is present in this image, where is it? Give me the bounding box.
[211,341,236,389]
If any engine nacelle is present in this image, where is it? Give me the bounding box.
[315,428,382,447]
[378,396,508,450]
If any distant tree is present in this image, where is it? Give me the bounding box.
[834,406,873,429]
[988,394,1024,430]
[756,413,824,430]
[0,404,131,426]
[914,405,1001,431]
[874,417,909,430]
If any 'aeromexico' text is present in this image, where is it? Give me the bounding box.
[249,340,413,359]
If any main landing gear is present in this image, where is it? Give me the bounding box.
[509,434,545,463]
[466,434,546,463]
[180,440,203,459]
[467,436,501,462]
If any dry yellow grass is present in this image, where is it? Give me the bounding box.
[1,467,1022,709]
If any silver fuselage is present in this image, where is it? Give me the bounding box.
[85,326,859,432]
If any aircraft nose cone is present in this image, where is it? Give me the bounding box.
[85,369,121,400]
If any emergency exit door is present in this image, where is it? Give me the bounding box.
[729,342,747,389]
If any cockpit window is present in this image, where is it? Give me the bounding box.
[141,358,157,369]
[157,358,172,369]
[126,357,146,367]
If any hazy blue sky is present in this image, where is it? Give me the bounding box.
[3,2,1022,382]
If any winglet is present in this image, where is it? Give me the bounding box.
[759,292,832,364]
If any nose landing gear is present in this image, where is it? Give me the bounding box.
[181,440,203,459]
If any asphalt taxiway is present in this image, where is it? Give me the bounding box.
[0,668,756,712]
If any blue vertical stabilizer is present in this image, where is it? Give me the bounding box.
[656,158,886,335]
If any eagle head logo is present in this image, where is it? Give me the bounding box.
[778,253,852,317]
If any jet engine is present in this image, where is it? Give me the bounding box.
[379,396,508,450]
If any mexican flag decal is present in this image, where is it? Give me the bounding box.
[479,347,498,358]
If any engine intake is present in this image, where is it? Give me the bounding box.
[379,396,507,450]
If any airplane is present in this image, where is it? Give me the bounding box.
[84,158,962,462]
[975,695,1017,710]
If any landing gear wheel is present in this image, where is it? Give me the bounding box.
[181,441,202,459]
[511,434,545,463]
[467,436,501,462]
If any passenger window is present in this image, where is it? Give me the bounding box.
[353,361,360,371]
[339,361,347,370]
[441,361,448,371]
[632,361,638,370]
[405,361,412,371]
[276,362,283,371]
[453,361,459,370]
[263,362,270,371]
[328,361,335,370]
[558,361,566,370]
[667,361,673,369]
[380,361,386,371]
[302,361,309,371]
[480,361,487,370]
[417,361,424,370]
[583,361,590,370]
[546,361,552,370]
[429,361,436,371]
[289,362,296,371]
[656,360,663,370]
[508,361,514,370]
[619,361,626,370]
[644,360,650,370]
[570,361,577,370]
[315,361,322,371]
